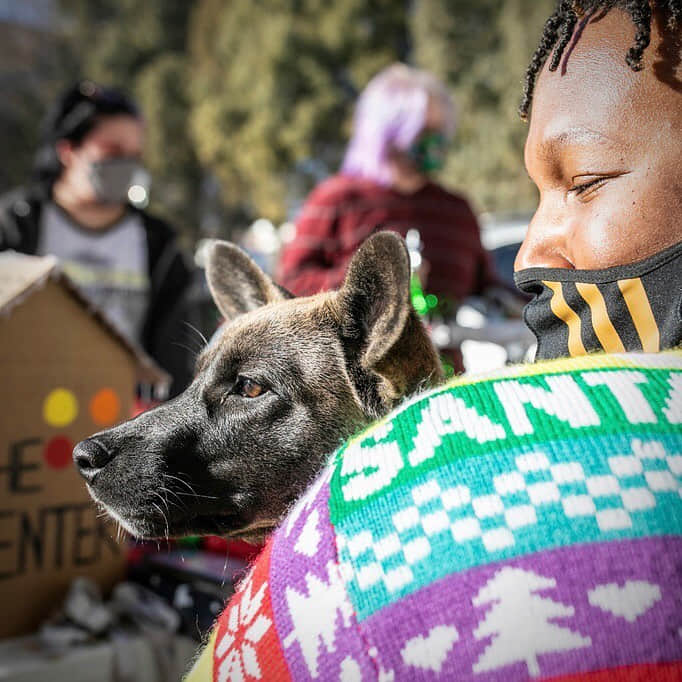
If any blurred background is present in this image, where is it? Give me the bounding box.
[0,0,552,252]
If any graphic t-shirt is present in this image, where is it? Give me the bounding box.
[38,202,150,343]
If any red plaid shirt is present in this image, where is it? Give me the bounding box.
[277,174,500,303]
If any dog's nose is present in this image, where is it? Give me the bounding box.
[73,438,115,482]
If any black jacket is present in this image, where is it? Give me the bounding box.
[0,184,195,397]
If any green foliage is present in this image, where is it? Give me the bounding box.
[0,22,75,192]
[412,0,555,214]
[188,0,409,222]
[58,0,190,81]
[0,85,44,190]
[188,0,554,221]
[6,1,557,236]
[134,55,203,244]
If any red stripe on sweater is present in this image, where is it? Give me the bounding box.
[544,660,682,681]
[212,540,291,682]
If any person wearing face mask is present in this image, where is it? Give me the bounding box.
[515,1,682,360]
[277,64,509,371]
[0,80,194,397]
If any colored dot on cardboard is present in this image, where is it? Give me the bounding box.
[43,388,78,427]
[90,388,120,426]
[44,436,73,469]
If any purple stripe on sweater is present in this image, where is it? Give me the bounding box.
[361,536,682,681]
[268,472,377,681]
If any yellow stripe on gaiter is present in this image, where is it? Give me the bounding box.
[543,280,587,357]
[618,277,661,352]
[575,282,626,353]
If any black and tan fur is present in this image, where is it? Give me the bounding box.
[73,232,442,542]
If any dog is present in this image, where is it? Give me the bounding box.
[73,232,443,543]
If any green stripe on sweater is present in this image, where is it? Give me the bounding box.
[331,365,681,521]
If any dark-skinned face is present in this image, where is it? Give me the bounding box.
[517,8,682,272]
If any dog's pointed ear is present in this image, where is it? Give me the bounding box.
[206,240,291,321]
[337,231,412,370]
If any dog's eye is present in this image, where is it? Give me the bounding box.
[233,376,265,398]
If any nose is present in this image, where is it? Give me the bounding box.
[514,211,574,272]
[73,438,116,482]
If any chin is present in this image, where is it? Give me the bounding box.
[102,506,273,545]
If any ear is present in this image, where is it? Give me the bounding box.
[337,231,412,370]
[55,139,74,167]
[206,240,290,321]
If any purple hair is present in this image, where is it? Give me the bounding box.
[341,63,456,185]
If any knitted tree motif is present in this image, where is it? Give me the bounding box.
[472,567,591,677]
[283,560,354,678]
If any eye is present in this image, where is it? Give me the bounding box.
[232,376,266,398]
[569,176,608,197]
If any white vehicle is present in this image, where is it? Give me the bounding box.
[410,214,537,374]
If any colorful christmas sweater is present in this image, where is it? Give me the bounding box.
[186,351,682,681]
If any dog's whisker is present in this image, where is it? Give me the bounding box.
[150,500,170,541]
[163,473,220,500]
[159,484,189,511]
[221,549,230,588]
[171,340,202,359]
[163,473,199,494]
[173,490,220,500]
[183,320,208,348]
[154,488,172,514]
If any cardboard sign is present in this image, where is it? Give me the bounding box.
[0,254,168,639]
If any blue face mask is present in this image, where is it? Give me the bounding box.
[407,131,448,174]
[514,241,682,360]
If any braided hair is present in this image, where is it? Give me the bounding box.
[520,0,682,119]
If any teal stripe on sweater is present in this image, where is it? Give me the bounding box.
[333,433,682,621]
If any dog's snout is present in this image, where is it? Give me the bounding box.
[73,438,116,482]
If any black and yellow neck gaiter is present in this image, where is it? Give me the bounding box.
[514,241,682,361]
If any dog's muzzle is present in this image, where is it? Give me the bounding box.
[73,438,116,483]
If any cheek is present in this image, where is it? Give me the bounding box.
[66,148,95,179]
[68,156,97,194]
[571,173,682,268]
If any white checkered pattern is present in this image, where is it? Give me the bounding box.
[337,439,682,595]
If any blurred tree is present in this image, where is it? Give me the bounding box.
[412,0,554,215]
[57,0,205,245]
[188,0,409,222]
[0,9,74,193]
[9,1,557,233]
[0,81,46,191]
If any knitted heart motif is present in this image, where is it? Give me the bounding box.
[588,580,662,622]
[400,625,459,673]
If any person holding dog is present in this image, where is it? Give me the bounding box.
[0,80,194,396]
[513,0,682,359]
[186,2,681,680]
[277,63,511,372]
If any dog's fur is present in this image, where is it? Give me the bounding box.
[74,232,442,542]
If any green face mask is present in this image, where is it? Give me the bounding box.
[407,131,448,173]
